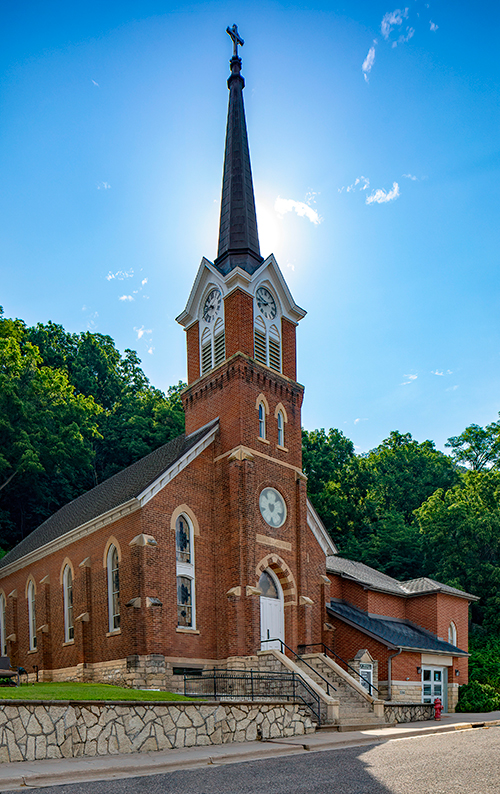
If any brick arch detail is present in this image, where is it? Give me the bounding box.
[255,554,297,606]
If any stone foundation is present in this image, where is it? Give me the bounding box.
[384,702,434,724]
[0,700,314,763]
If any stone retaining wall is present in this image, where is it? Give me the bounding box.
[0,700,314,763]
[384,702,434,724]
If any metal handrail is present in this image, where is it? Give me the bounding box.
[297,642,379,695]
[260,638,337,696]
[182,668,323,726]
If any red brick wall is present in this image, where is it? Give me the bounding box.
[186,322,200,384]
[281,318,297,382]
[405,593,438,635]
[367,591,406,619]
[224,289,254,359]
[183,355,304,469]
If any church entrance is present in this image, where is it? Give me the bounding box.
[259,569,284,651]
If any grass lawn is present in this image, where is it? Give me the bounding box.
[0,682,189,701]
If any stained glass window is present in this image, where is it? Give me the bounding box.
[176,516,191,563]
[177,576,193,627]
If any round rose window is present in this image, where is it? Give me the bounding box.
[259,487,287,528]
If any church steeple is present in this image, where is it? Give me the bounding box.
[214,25,263,276]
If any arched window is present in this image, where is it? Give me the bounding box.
[107,545,120,632]
[63,565,74,642]
[176,515,191,564]
[277,410,284,447]
[0,594,6,657]
[258,402,266,439]
[448,621,457,646]
[27,580,37,651]
[175,513,195,628]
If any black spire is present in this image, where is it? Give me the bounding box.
[214,26,263,276]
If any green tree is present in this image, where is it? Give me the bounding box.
[416,471,500,631]
[0,336,101,547]
[446,423,500,471]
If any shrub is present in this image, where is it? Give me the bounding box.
[456,681,500,713]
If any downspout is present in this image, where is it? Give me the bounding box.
[386,647,403,701]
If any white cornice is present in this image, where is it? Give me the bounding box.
[175,254,306,330]
[0,500,140,579]
[306,499,337,557]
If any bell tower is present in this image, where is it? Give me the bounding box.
[176,26,306,469]
[175,28,322,659]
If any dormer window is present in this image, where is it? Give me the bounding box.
[254,286,281,373]
[200,287,225,375]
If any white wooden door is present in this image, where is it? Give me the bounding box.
[259,570,284,651]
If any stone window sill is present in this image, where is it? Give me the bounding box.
[62,640,75,647]
[257,437,270,445]
[276,445,288,452]
[176,627,200,635]
[106,629,121,637]
[27,648,38,655]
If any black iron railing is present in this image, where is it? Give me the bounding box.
[259,637,337,696]
[183,668,323,725]
[297,642,379,696]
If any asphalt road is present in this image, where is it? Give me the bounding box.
[5,727,500,794]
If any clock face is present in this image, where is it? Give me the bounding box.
[256,287,277,320]
[259,487,286,528]
[203,288,222,322]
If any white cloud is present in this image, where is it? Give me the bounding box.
[401,373,417,385]
[275,197,322,225]
[141,277,148,286]
[107,269,134,281]
[362,46,376,82]
[432,370,444,376]
[430,21,439,31]
[134,326,152,340]
[393,26,415,47]
[446,385,459,391]
[354,418,368,424]
[381,8,409,39]
[366,182,400,205]
[91,79,99,87]
[97,182,111,190]
[119,295,134,301]
[432,369,453,376]
[403,173,418,181]
[147,347,154,355]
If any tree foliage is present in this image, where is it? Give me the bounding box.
[445,422,500,471]
[0,310,185,549]
[416,471,500,630]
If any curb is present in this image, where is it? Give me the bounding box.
[1,721,499,790]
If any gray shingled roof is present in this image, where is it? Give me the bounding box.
[0,420,218,571]
[326,556,478,601]
[327,600,468,655]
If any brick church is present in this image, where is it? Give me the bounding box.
[0,29,476,713]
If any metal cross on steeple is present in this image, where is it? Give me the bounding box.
[226,24,244,57]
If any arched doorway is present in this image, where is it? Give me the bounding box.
[259,569,284,651]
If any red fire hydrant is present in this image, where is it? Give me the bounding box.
[434,698,443,720]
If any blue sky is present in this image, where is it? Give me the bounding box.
[1,1,499,453]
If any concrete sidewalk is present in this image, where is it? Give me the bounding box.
[0,712,499,791]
